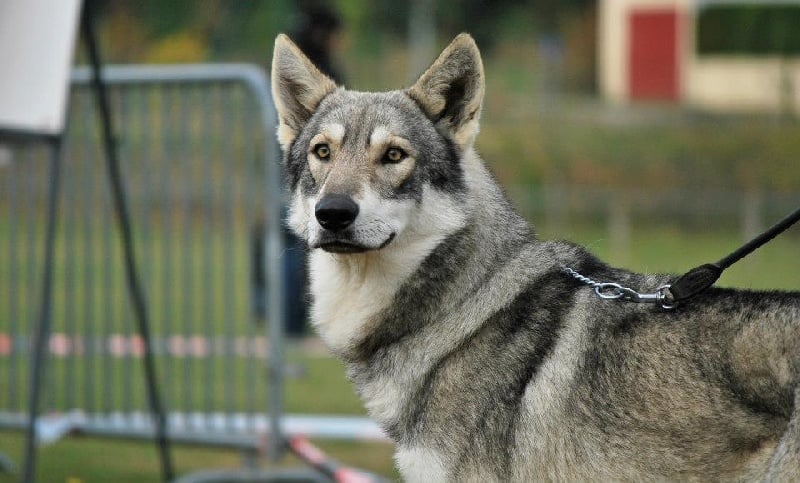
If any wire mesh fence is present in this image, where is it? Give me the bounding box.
[0,64,286,449]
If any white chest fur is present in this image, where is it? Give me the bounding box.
[308,185,468,353]
[308,246,417,351]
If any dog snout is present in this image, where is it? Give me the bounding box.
[315,194,359,231]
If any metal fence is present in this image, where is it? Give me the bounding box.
[0,64,290,452]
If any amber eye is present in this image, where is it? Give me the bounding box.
[314,143,330,160]
[383,147,406,164]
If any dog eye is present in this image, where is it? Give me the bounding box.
[314,144,331,160]
[383,147,406,164]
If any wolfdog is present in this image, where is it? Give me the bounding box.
[271,33,800,481]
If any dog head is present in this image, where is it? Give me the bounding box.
[271,33,484,254]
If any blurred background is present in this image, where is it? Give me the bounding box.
[1,0,799,481]
[88,0,800,266]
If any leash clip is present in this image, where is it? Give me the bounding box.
[563,266,677,310]
[593,282,675,309]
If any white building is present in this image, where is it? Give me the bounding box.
[598,0,800,112]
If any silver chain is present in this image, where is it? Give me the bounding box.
[561,265,676,309]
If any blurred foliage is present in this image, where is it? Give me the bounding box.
[477,112,800,193]
[90,0,596,81]
[144,32,209,63]
[698,5,800,55]
[93,0,296,63]
[85,0,800,194]
[354,0,592,49]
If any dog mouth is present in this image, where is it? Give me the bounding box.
[319,241,370,254]
[314,233,396,254]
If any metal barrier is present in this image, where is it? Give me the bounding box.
[0,64,290,454]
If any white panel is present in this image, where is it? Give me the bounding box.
[0,0,83,136]
[686,57,800,112]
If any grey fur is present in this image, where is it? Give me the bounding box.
[272,33,800,481]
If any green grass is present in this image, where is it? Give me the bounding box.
[0,352,397,482]
[0,431,397,483]
[538,221,799,291]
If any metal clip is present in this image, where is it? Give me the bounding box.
[594,283,627,300]
[594,282,676,309]
[563,265,678,310]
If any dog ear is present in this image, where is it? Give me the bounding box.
[407,33,485,149]
[271,34,338,149]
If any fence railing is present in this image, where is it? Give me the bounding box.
[508,183,800,238]
[0,64,291,452]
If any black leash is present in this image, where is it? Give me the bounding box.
[664,205,800,306]
[564,205,800,309]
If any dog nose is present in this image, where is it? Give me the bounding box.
[315,194,359,231]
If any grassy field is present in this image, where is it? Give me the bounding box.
[0,419,397,483]
[0,353,398,482]
[541,221,800,291]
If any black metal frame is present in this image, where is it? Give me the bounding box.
[8,2,175,482]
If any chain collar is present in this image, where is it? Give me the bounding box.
[561,266,676,310]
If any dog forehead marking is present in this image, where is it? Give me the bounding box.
[369,125,391,147]
[320,122,345,144]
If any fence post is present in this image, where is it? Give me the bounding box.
[609,193,632,266]
[544,181,568,236]
[741,190,763,242]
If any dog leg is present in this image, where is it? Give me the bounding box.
[765,388,800,481]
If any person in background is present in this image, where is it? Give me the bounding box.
[290,2,344,83]
[253,2,343,340]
